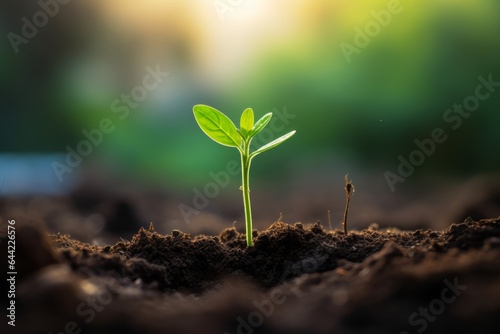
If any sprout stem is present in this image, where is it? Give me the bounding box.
[241,140,253,247]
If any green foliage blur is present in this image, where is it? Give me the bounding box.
[1,0,499,192]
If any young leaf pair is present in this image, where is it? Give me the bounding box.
[193,104,296,247]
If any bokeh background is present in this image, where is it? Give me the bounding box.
[1,0,499,242]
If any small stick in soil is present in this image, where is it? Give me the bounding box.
[328,210,332,231]
[342,174,355,235]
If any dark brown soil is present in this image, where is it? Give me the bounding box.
[2,217,500,334]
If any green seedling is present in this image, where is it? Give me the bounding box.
[193,104,296,247]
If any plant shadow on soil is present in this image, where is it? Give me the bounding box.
[2,217,500,334]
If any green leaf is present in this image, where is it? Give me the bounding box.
[250,130,296,159]
[193,104,241,148]
[250,112,272,137]
[240,108,254,137]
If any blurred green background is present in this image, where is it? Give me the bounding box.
[1,0,499,232]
